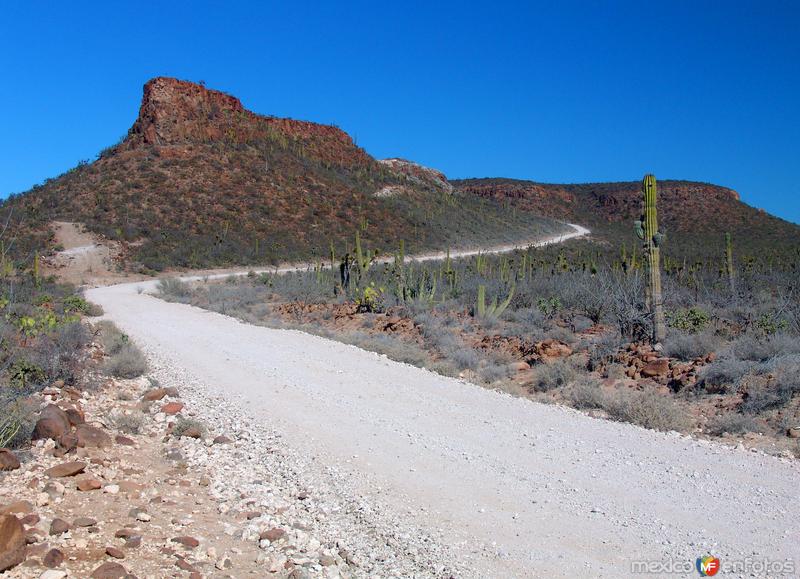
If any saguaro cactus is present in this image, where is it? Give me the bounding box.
[724,232,735,294]
[635,174,666,343]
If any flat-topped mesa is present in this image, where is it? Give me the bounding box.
[123,77,372,168]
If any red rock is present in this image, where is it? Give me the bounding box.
[176,558,198,572]
[43,547,64,568]
[73,517,97,528]
[56,433,79,454]
[20,513,39,526]
[180,427,202,439]
[49,519,70,535]
[535,339,573,361]
[259,527,286,542]
[115,435,135,446]
[125,535,142,548]
[641,359,670,378]
[0,501,33,516]
[161,402,184,415]
[0,515,26,572]
[171,535,199,548]
[45,461,86,478]
[0,449,20,471]
[90,561,131,578]
[75,424,113,448]
[77,477,102,491]
[213,435,233,444]
[106,546,125,559]
[142,388,168,401]
[114,528,138,539]
[65,407,85,426]
[31,405,72,441]
[245,510,261,520]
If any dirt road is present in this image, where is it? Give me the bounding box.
[85,225,799,578]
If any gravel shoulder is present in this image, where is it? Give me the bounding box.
[86,269,800,577]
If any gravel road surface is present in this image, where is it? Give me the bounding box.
[86,226,799,578]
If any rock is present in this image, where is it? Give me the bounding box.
[135,512,151,522]
[31,406,71,441]
[117,481,144,494]
[45,461,86,478]
[319,554,337,566]
[176,558,198,573]
[125,535,142,548]
[20,513,40,526]
[0,501,33,516]
[171,536,200,549]
[0,515,26,572]
[787,427,800,438]
[181,427,202,439]
[535,339,572,361]
[0,449,20,471]
[142,388,168,401]
[245,511,261,520]
[104,484,120,494]
[74,517,97,528]
[259,528,286,542]
[106,546,125,559]
[90,562,131,578]
[77,477,102,491]
[115,435,135,446]
[49,519,70,536]
[65,407,85,427]
[75,424,112,449]
[40,570,68,579]
[161,402,184,415]
[42,548,64,568]
[53,432,78,456]
[641,359,670,378]
[212,435,233,445]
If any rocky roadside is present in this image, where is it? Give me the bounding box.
[0,336,463,578]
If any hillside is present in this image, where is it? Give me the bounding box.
[1,78,563,272]
[453,178,800,260]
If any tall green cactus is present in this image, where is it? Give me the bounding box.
[724,232,735,294]
[635,174,666,343]
[475,283,515,320]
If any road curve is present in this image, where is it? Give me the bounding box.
[86,225,799,578]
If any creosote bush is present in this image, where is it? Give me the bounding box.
[97,320,148,379]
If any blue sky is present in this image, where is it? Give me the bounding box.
[1,1,799,222]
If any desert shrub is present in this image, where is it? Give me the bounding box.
[530,358,579,392]
[706,413,761,436]
[663,330,719,361]
[606,388,688,432]
[0,394,36,448]
[172,417,206,438]
[740,354,800,414]
[104,345,148,379]
[8,359,46,389]
[449,348,481,371]
[732,333,799,362]
[108,410,144,434]
[667,307,710,333]
[587,331,623,371]
[479,362,514,383]
[699,357,751,393]
[157,277,192,300]
[566,377,607,409]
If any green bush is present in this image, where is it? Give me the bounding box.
[667,307,710,333]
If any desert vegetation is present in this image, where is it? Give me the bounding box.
[158,177,800,456]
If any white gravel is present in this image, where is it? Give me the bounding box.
[86,228,800,578]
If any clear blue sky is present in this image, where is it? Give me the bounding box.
[2,1,798,222]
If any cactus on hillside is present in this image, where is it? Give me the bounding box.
[475,283,515,320]
[724,232,735,294]
[635,174,666,343]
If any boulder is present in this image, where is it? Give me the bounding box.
[49,519,70,536]
[77,477,102,491]
[161,402,184,415]
[44,461,86,478]
[43,547,64,568]
[535,339,572,361]
[141,388,168,402]
[641,359,670,378]
[75,424,112,449]
[31,405,71,441]
[0,449,20,471]
[0,515,26,572]
[90,562,133,578]
[65,407,85,427]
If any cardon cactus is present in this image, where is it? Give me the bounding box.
[635,174,666,343]
[724,232,735,294]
